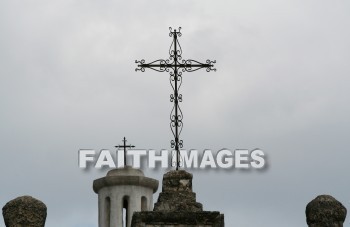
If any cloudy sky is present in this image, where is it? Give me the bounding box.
[1,0,349,226]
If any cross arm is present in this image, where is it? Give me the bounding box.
[135,59,216,73]
[115,145,135,148]
[135,59,172,72]
[178,59,216,72]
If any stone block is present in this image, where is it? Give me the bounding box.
[306,195,347,227]
[2,196,47,227]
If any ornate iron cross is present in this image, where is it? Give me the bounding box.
[115,137,135,166]
[135,27,216,170]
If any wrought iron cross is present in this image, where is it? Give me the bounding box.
[135,27,216,170]
[115,137,135,166]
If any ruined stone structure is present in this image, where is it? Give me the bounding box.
[93,166,158,227]
[2,195,47,227]
[306,195,347,227]
[2,180,348,227]
[131,170,224,227]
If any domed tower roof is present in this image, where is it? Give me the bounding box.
[107,166,145,177]
[93,166,158,193]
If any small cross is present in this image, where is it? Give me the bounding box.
[115,137,135,166]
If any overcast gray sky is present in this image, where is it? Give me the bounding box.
[1,0,350,226]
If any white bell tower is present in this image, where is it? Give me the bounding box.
[93,166,158,227]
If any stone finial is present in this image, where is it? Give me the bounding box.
[153,170,203,212]
[306,195,347,227]
[162,170,193,192]
[2,196,47,227]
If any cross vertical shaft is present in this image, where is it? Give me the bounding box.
[135,27,216,170]
[173,31,180,169]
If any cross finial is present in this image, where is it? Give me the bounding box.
[115,137,135,167]
[135,27,216,170]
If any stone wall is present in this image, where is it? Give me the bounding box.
[132,211,224,227]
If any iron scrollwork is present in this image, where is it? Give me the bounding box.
[135,27,216,170]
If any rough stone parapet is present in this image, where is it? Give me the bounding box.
[2,195,47,227]
[306,194,347,227]
[132,211,224,227]
[132,170,224,227]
